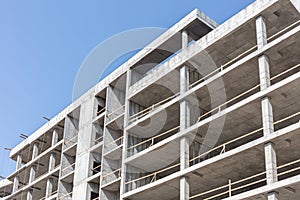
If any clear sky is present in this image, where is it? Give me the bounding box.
[0,0,255,178]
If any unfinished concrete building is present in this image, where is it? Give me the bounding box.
[1,0,300,199]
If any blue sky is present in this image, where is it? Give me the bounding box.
[0,0,255,178]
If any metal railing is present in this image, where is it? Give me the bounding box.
[277,158,300,179]
[94,135,104,145]
[40,190,58,200]
[197,62,300,123]
[58,191,73,200]
[64,135,78,148]
[127,126,180,154]
[106,105,125,121]
[190,171,266,199]
[189,127,263,165]
[105,136,124,151]
[189,19,300,90]
[125,163,180,190]
[91,164,102,175]
[102,168,121,185]
[190,157,300,200]
[61,163,76,177]
[96,107,106,116]
[124,69,300,191]
[129,93,180,123]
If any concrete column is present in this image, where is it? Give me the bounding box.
[265,142,278,184]
[256,16,267,49]
[12,176,19,193]
[29,165,37,183]
[262,97,274,136]
[256,15,278,199]
[27,189,33,200]
[180,32,190,200]
[16,154,22,171]
[45,178,53,198]
[48,152,56,171]
[31,143,39,160]
[268,191,279,200]
[72,98,95,200]
[52,129,59,146]
[182,30,188,50]
[120,69,131,197]
[258,55,271,90]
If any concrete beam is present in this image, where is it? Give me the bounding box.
[291,0,300,12]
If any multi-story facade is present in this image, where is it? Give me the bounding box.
[1,0,300,199]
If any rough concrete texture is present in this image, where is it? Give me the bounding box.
[1,0,300,199]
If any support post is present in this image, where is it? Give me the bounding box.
[12,176,19,193]
[120,69,132,198]
[180,65,190,200]
[48,152,56,172]
[27,189,33,200]
[45,178,53,198]
[182,30,189,50]
[268,191,279,200]
[256,15,279,199]
[32,143,39,160]
[256,16,267,49]
[180,30,190,200]
[258,55,271,90]
[16,154,22,171]
[52,128,59,146]
[29,165,36,183]
[265,142,278,184]
[261,97,274,136]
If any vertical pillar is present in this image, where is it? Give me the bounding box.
[48,152,56,171]
[182,30,189,50]
[45,178,53,198]
[256,16,278,199]
[32,143,39,160]
[52,128,59,146]
[120,69,131,198]
[268,192,279,200]
[72,98,95,200]
[256,16,267,49]
[180,30,190,200]
[16,154,22,171]
[258,55,271,90]
[28,165,36,183]
[180,65,190,168]
[27,189,33,200]
[265,143,278,184]
[12,176,19,193]
[262,97,274,135]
